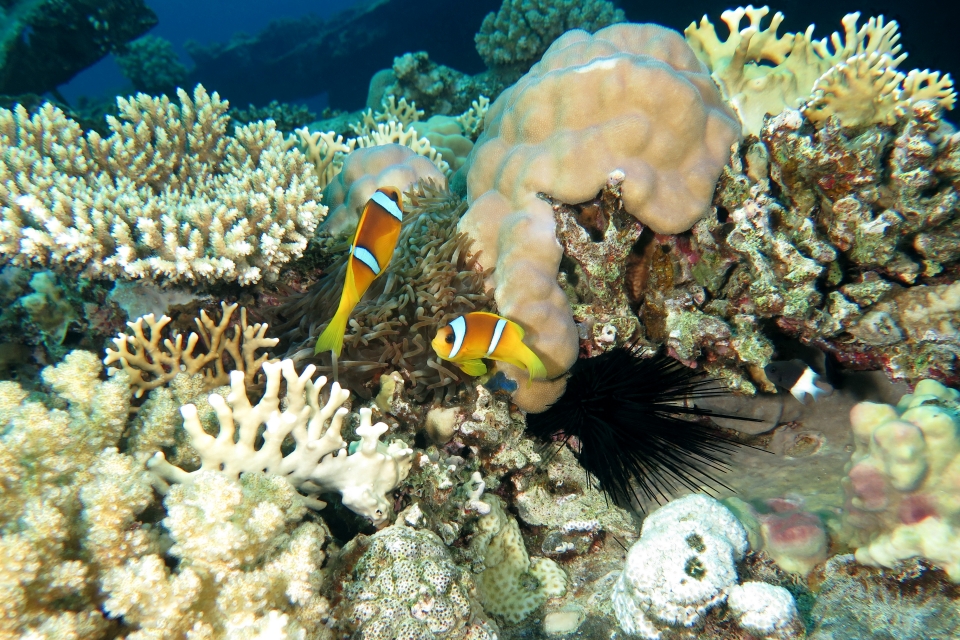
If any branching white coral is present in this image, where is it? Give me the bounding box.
[147,359,413,525]
[0,85,325,285]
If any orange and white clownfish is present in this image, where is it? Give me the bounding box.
[314,186,404,356]
[431,312,548,381]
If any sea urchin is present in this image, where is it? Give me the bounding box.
[526,346,757,510]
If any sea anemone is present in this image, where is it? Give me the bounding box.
[526,346,756,510]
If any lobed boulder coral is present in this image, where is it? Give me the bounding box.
[459,22,740,409]
[842,379,960,580]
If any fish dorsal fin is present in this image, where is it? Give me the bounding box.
[474,312,523,338]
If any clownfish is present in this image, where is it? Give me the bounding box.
[764,359,834,404]
[314,187,404,356]
[431,312,548,381]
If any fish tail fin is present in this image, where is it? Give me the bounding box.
[510,346,548,381]
[314,272,360,357]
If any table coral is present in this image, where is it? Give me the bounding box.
[333,523,499,639]
[148,357,414,526]
[841,379,960,580]
[0,85,325,286]
[459,22,739,409]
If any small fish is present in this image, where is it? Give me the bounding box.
[432,312,548,381]
[764,359,833,404]
[315,187,404,356]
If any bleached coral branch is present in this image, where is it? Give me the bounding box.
[147,359,413,525]
[0,85,326,285]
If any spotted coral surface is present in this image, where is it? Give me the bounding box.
[337,524,498,640]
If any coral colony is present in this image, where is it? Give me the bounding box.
[1,0,960,638]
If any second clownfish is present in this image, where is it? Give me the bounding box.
[431,312,548,381]
[315,187,404,356]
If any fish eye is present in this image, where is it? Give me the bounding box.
[445,332,455,344]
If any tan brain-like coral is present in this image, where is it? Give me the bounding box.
[459,23,740,405]
[321,144,448,236]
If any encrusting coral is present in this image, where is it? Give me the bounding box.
[0,85,326,286]
[459,21,740,409]
[279,182,494,401]
[632,96,960,392]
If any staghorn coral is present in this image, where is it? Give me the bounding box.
[459,21,740,409]
[0,85,325,286]
[104,302,278,398]
[296,96,452,191]
[475,0,625,76]
[279,182,494,401]
[684,7,955,134]
[147,358,414,526]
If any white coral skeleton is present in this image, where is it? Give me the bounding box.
[148,358,413,526]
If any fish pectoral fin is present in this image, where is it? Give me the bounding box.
[457,359,488,377]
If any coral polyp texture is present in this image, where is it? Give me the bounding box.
[0,85,325,286]
[842,379,960,581]
[459,22,740,406]
[334,523,499,639]
[148,358,414,526]
[685,6,956,135]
